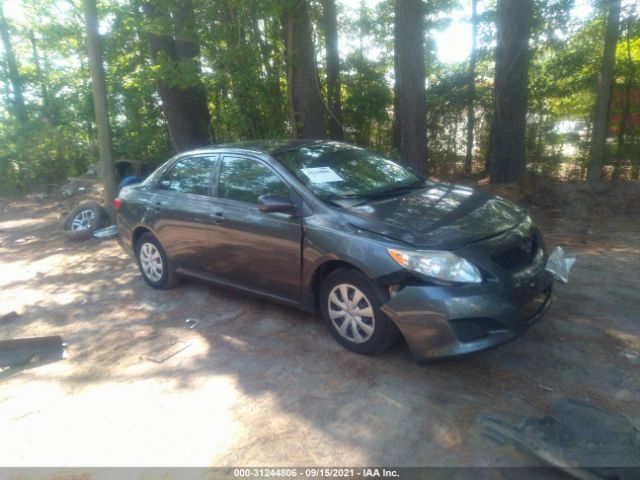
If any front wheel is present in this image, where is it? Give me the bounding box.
[136,233,180,289]
[319,268,399,355]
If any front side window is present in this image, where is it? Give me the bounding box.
[218,156,289,204]
[159,156,216,196]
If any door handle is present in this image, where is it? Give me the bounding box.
[209,212,226,224]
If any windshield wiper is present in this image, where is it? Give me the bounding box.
[322,194,368,207]
[324,193,364,200]
[365,183,426,199]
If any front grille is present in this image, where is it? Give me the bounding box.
[491,230,540,272]
[450,317,509,343]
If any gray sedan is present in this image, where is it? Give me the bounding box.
[115,140,559,361]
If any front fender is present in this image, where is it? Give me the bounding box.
[301,216,407,299]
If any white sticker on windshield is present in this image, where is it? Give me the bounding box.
[300,167,344,183]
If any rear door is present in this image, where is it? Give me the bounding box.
[150,154,219,272]
[208,154,303,301]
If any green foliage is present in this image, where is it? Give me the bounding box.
[198,0,288,140]
[341,52,392,149]
[104,0,169,164]
[525,5,640,179]
[1,0,639,192]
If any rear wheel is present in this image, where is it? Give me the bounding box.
[319,268,399,355]
[136,233,179,289]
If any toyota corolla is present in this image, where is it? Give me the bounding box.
[115,140,569,362]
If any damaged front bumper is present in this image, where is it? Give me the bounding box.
[380,246,573,362]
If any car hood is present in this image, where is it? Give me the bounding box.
[340,183,526,250]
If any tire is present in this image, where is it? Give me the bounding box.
[319,268,399,355]
[62,202,108,241]
[135,232,180,289]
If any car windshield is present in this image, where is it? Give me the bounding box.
[274,143,423,200]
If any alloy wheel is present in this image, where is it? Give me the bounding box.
[70,209,96,232]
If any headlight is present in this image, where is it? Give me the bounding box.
[387,248,482,284]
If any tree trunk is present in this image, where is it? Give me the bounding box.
[0,0,27,124]
[587,0,621,183]
[83,0,118,220]
[172,0,213,144]
[282,0,326,139]
[391,19,401,151]
[488,0,533,184]
[29,30,53,124]
[453,118,458,172]
[464,0,478,175]
[394,0,427,176]
[142,0,211,151]
[1,56,10,100]
[282,13,297,136]
[612,18,631,181]
[323,0,344,140]
[536,101,544,161]
[252,17,285,123]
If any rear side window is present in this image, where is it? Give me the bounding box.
[218,156,289,204]
[158,156,216,196]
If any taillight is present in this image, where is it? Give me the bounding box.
[114,198,122,210]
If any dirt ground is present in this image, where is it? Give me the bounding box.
[0,184,639,471]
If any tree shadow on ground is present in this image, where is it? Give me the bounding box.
[1,201,639,468]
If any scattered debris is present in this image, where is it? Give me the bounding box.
[545,246,577,284]
[84,164,98,177]
[185,318,199,329]
[479,399,640,479]
[0,336,66,368]
[60,185,74,198]
[130,303,153,311]
[93,225,119,239]
[60,178,95,198]
[0,311,21,324]
[14,236,36,244]
[140,336,191,363]
[619,351,640,364]
[118,176,141,189]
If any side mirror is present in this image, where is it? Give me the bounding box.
[258,194,296,213]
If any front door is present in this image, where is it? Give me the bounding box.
[207,155,302,301]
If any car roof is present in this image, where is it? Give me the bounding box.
[191,139,351,156]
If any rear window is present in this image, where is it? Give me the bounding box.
[158,156,216,196]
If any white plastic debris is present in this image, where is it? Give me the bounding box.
[185,318,199,329]
[545,246,576,284]
[93,225,119,239]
